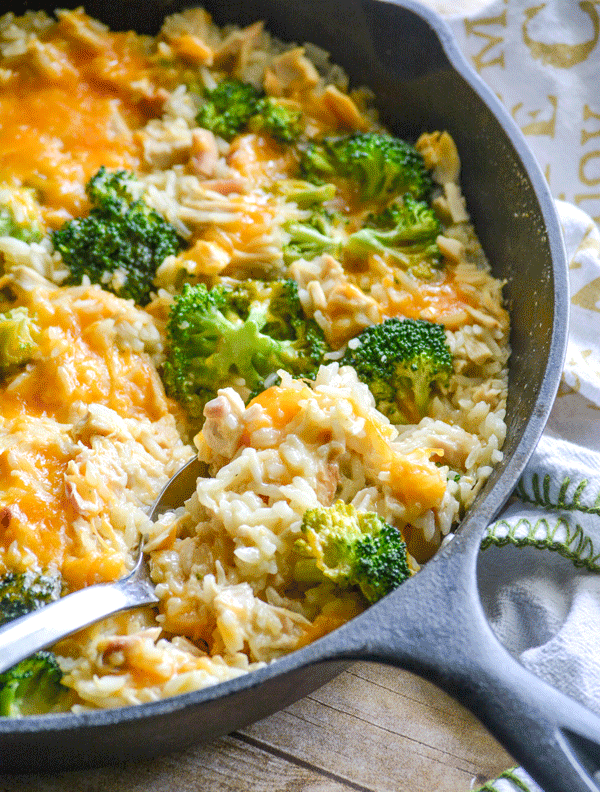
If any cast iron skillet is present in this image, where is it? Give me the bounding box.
[2,1,597,788]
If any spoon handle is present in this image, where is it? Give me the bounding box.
[0,557,158,676]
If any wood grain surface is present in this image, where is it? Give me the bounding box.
[0,662,512,792]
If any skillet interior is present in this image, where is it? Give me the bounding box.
[0,0,568,772]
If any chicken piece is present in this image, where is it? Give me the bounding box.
[26,38,78,82]
[263,47,320,97]
[56,8,110,53]
[416,131,461,185]
[161,8,217,65]
[436,234,466,265]
[324,281,382,347]
[199,390,247,459]
[320,85,370,131]
[169,33,214,65]
[315,461,340,505]
[200,178,247,195]
[213,21,264,76]
[188,128,220,178]
[138,118,193,170]
[71,403,130,443]
[443,183,469,223]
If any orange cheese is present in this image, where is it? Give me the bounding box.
[0,288,167,424]
[0,287,171,588]
[228,133,298,183]
[350,406,447,520]
[378,270,475,327]
[0,10,165,223]
[241,383,446,517]
[241,385,313,445]
[0,439,75,573]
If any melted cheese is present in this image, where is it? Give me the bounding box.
[228,133,298,183]
[0,430,76,573]
[242,385,313,441]
[241,383,446,517]
[0,287,167,424]
[378,270,476,327]
[0,286,171,588]
[356,411,446,519]
[0,9,165,223]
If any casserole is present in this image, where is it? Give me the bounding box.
[1,2,595,791]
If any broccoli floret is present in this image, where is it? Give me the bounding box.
[162,279,328,417]
[197,79,303,143]
[342,317,453,424]
[0,211,41,243]
[0,651,69,717]
[0,570,62,627]
[295,502,411,604]
[346,193,443,277]
[0,570,70,717]
[197,79,263,140]
[283,211,342,264]
[249,99,303,143]
[275,179,336,208]
[300,132,433,202]
[51,167,184,306]
[0,306,39,375]
[0,186,43,243]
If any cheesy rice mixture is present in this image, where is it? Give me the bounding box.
[0,7,509,710]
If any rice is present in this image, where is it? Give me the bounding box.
[0,6,509,711]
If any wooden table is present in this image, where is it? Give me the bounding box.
[2,662,512,792]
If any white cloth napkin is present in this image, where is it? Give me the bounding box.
[431,0,600,226]
[414,2,600,790]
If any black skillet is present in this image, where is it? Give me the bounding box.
[2,1,598,789]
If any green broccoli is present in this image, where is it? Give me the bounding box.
[51,167,184,306]
[0,652,69,717]
[275,179,337,208]
[0,570,70,717]
[300,132,433,203]
[0,306,39,375]
[162,279,328,418]
[197,79,262,140]
[248,98,303,143]
[342,317,453,424]
[0,213,41,243]
[0,570,61,626]
[345,194,443,277]
[0,187,43,243]
[283,211,343,264]
[197,78,303,143]
[294,502,411,604]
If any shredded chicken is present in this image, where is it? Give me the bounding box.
[200,390,247,459]
[188,128,219,177]
[416,131,461,185]
[213,21,264,76]
[263,47,320,96]
[321,85,370,131]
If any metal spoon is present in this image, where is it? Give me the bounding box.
[0,457,203,675]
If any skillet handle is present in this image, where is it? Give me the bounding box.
[331,530,600,792]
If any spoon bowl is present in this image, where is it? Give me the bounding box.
[148,458,204,521]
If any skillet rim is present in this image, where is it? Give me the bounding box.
[0,0,569,744]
